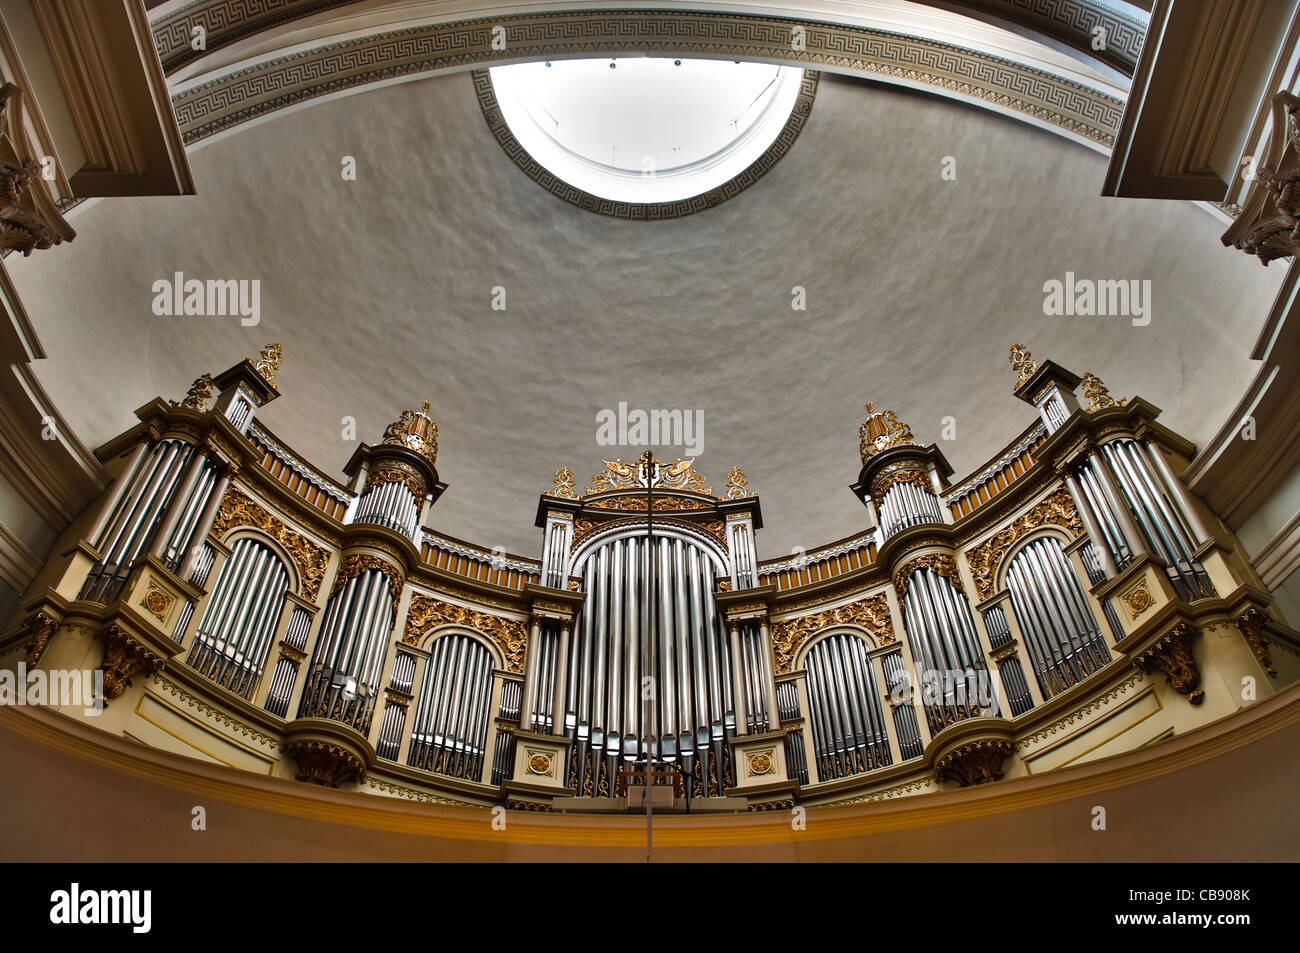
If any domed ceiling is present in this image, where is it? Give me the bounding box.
[6,68,1281,557]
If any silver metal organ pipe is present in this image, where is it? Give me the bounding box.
[608,540,624,748]
[88,441,152,549]
[624,537,640,746]
[829,638,865,763]
[1017,545,1082,682]
[1143,440,1210,544]
[592,545,609,742]
[554,625,570,736]
[1077,463,1132,567]
[96,440,183,567]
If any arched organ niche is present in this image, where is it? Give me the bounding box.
[566,528,735,797]
[897,561,993,733]
[187,536,290,699]
[298,561,397,733]
[802,632,891,780]
[1004,535,1110,698]
[406,633,496,781]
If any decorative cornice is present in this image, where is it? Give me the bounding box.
[165,9,1123,150]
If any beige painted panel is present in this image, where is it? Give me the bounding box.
[132,689,276,775]
[1023,687,1167,774]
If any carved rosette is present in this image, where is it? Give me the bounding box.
[771,594,894,674]
[935,739,1014,787]
[964,488,1085,600]
[99,625,165,700]
[403,594,527,673]
[22,611,58,667]
[211,488,330,599]
[284,739,364,787]
[894,553,963,600]
[1134,623,1203,705]
[1235,607,1276,678]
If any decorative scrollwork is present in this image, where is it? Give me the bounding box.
[725,467,753,499]
[381,400,438,465]
[770,593,894,674]
[964,488,1085,600]
[251,343,282,387]
[859,402,915,464]
[894,553,964,601]
[1080,371,1123,411]
[211,488,330,600]
[332,554,404,609]
[1009,343,1038,388]
[586,458,712,495]
[546,466,578,499]
[403,594,528,673]
[180,374,215,411]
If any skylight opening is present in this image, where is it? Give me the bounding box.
[487,57,806,204]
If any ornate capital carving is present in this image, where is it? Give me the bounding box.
[284,739,364,787]
[1235,607,1276,678]
[332,553,404,610]
[1134,623,1203,705]
[99,625,164,700]
[935,738,1014,786]
[22,611,58,667]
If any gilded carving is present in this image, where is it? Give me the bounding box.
[1134,623,1203,705]
[251,343,282,388]
[1009,343,1037,388]
[859,402,915,463]
[525,750,555,777]
[211,488,330,599]
[1080,372,1125,411]
[285,739,364,787]
[725,467,753,499]
[140,583,174,622]
[331,554,404,609]
[894,553,964,601]
[21,610,58,667]
[1124,582,1153,620]
[963,487,1085,600]
[0,84,73,255]
[546,466,578,499]
[1235,607,1276,678]
[586,458,711,495]
[363,464,425,500]
[404,594,528,673]
[381,401,438,465]
[180,374,215,411]
[746,751,775,777]
[771,593,894,674]
[873,468,934,506]
[935,739,1014,787]
[587,494,711,512]
[99,625,165,700]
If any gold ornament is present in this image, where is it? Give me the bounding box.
[586,458,712,495]
[252,343,282,387]
[546,466,578,499]
[894,553,964,601]
[211,488,331,600]
[403,594,528,673]
[1009,343,1038,388]
[858,402,915,464]
[1124,582,1153,619]
[180,374,215,411]
[140,583,174,622]
[770,594,894,674]
[1080,372,1125,411]
[381,401,438,465]
[725,467,753,499]
[747,751,775,776]
[964,488,1086,600]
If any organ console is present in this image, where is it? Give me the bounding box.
[4,343,1298,812]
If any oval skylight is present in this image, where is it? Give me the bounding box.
[487,58,806,204]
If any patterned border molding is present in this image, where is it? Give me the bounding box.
[167,10,1123,149]
[474,67,818,220]
[151,674,282,750]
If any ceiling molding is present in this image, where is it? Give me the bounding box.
[167,8,1124,150]
[147,0,1144,79]
[473,66,820,219]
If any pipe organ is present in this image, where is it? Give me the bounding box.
[6,342,1298,812]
